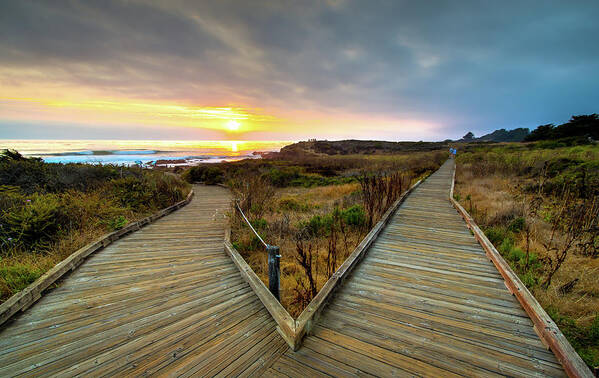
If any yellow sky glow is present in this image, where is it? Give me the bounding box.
[0,97,280,135]
[0,95,441,140]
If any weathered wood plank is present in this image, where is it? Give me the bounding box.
[0,185,289,377]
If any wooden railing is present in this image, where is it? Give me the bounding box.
[226,178,423,350]
[234,202,281,300]
[449,164,592,378]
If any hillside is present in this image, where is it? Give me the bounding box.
[274,139,449,158]
[459,128,530,143]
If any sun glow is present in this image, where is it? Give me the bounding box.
[226,120,240,131]
[0,97,279,137]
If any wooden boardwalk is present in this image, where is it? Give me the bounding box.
[0,186,287,376]
[267,161,565,377]
[0,162,568,377]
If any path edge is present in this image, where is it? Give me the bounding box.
[224,175,425,351]
[293,176,424,348]
[449,159,592,378]
[0,189,195,328]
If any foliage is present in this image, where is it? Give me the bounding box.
[229,148,446,317]
[279,197,312,212]
[108,215,128,231]
[182,165,224,184]
[0,264,43,297]
[111,172,188,212]
[457,141,599,368]
[525,114,599,142]
[0,152,191,302]
[360,171,411,228]
[547,308,599,368]
[0,149,122,194]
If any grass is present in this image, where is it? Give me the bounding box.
[455,142,599,368]
[0,150,191,302]
[223,149,446,317]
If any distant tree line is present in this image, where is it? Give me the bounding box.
[525,114,598,142]
[459,113,597,144]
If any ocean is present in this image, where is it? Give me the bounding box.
[0,140,292,166]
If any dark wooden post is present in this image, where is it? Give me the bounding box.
[267,245,280,300]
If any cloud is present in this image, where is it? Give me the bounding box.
[0,0,598,140]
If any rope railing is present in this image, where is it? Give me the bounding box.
[235,202,267,248]
[235,201,281,300]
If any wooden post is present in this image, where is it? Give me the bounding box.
[267,245,280,301]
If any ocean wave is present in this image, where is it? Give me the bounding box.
[44,150,164,156]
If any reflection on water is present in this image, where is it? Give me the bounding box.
[0,140,293,165]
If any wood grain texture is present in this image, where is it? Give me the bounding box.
[449,160,592,378]
[267,160,567,377]
[0,162,577,377]
[0,185,287,377]
[0,189,194,327]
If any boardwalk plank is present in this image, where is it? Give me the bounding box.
[0,163,569,377]
[0,185,286,377]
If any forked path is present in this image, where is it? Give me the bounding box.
[0,163,567,377]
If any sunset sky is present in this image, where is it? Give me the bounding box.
[1,1,598,141]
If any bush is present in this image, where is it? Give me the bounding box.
[520,271,538,288]
[108,215,128,231]
[303,214,333,237]
[547,308,599,368]
[485,226,508,245]
[339,205,366,227]
[508,217,526,233]
[111,172,188,212]
[0,264,43,298]
[250,218,268,231]
[279,197,310,212]
[266,167,301,187]
[0,149,121,194]
[499,236,515,254]
[508,247,525,262]
[301,206,366,237]
[0,152,191,301]
[182,165,224,184]
[0,193,64,252]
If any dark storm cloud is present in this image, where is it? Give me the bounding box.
[1,0,598,139]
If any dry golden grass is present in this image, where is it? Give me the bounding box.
[232,183,365,317]
[455,165,599,328]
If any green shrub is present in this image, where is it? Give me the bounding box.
[108,215,128,231]
[508,217,526,233]
[0,264,43,297]
[0,193,64,252]
[266,167,301,187]
[0,149,123,194]
[520,271,538,288]
[508,247,525,262]
[182,166,224,184]
[485,226,507,245]
[301,205,366,237]
[339,205,366,227]
[250,218,268,231]
[303,214,333,236]
[499,237,515,255]
[111,172,188,212]
[232,236,263,252]
[547,308,599,368]
[279,197,311,212]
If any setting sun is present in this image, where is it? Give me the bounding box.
[226,120,240,131]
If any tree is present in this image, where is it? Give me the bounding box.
[525,124,555,141]
[462,132,475,141]
[525,114,599,141]
[553,114,599,139]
